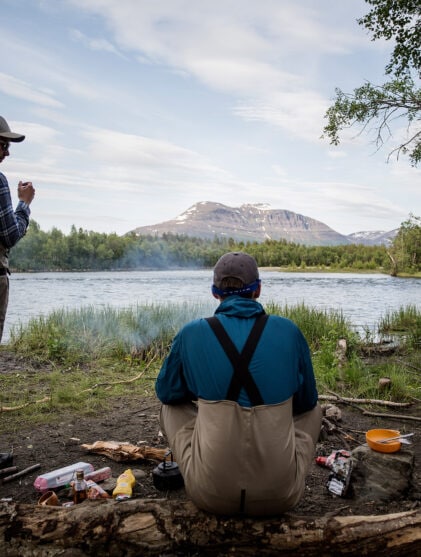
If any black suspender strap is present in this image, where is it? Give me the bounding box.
[206,314,269,406]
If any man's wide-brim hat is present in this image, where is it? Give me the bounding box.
[213,252,259,288]
[0,116,25,142]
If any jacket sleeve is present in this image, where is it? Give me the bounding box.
[155,331,195,404]
[0,173,30,248]
[292,329,319,415]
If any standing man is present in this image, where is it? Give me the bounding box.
[156,251,322,516]
[0,116,35,342]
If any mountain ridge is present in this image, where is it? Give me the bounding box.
[130,202,397,246]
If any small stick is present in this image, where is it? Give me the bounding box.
[0,466,18,477]
[1,464,41,484]
[362,410,421,422]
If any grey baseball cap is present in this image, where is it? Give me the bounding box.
[213,252,259,288]
[0,116,25,142]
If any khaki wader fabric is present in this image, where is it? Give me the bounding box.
[160,398,322,516]
[0,275,9,342]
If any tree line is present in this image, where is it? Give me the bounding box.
[8,215,420,275]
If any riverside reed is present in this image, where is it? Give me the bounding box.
[0,303,419,432]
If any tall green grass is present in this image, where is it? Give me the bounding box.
[378,304,421,350]
[9,302,215,364]
[265,302,362,390]
[3,302,420,427]
[265,302,359,350]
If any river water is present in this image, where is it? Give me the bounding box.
[3,270,420,341]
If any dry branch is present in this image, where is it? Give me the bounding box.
[79,371,146,393]
[0,466,17,478]
[0,395,50,413]
[81,440,169,462]
[79,357,156,394]
[0,464,41,484]
[0,499,419,556]
[362,410,421,422]
[319,394,411,407]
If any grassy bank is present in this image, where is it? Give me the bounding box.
[0,303,419,432]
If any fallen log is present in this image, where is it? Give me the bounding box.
[0,499,419,557]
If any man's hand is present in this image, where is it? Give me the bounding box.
[18,181,35,205]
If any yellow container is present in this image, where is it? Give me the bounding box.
[112,469,136,500]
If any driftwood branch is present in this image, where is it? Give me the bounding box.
[81,440,169,462]
[0,500,419,556]
[0,395,51,413]
[319,390,420,422]
[319,393,411,407]
[362,410,421,422]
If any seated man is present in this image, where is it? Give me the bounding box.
[155,251,322,516]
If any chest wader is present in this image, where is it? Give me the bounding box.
[205,313,269,512]
[0,244,9,275]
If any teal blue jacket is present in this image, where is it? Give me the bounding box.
[155,296,318,414]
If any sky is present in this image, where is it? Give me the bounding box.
[0,0,419,237]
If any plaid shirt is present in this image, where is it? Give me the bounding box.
[0,171,30,249]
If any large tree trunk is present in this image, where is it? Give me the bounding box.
[0,499,419,556]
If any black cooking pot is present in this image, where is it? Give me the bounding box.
[152,451,184,491]
[0,453,13,470]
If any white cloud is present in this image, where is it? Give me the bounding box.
[271,165,287,178]
[0,73,63,108]
[69,29,124,57]
[12,121,60,144]
[234,88,329,142]
[327,150,347,159]
[81,127,231,178]
[63,0,361,132]
[0,30,99,103]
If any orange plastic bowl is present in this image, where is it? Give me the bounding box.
[366,429,401,453]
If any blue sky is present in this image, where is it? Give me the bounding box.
[1,0,419,236]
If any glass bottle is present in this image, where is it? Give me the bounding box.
[72,469,88,504]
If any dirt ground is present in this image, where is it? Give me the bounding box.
[0,350,419,518]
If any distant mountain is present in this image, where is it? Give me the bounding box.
[346,229,398,246]
[131,202,351,246]
[130,202,397,246]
